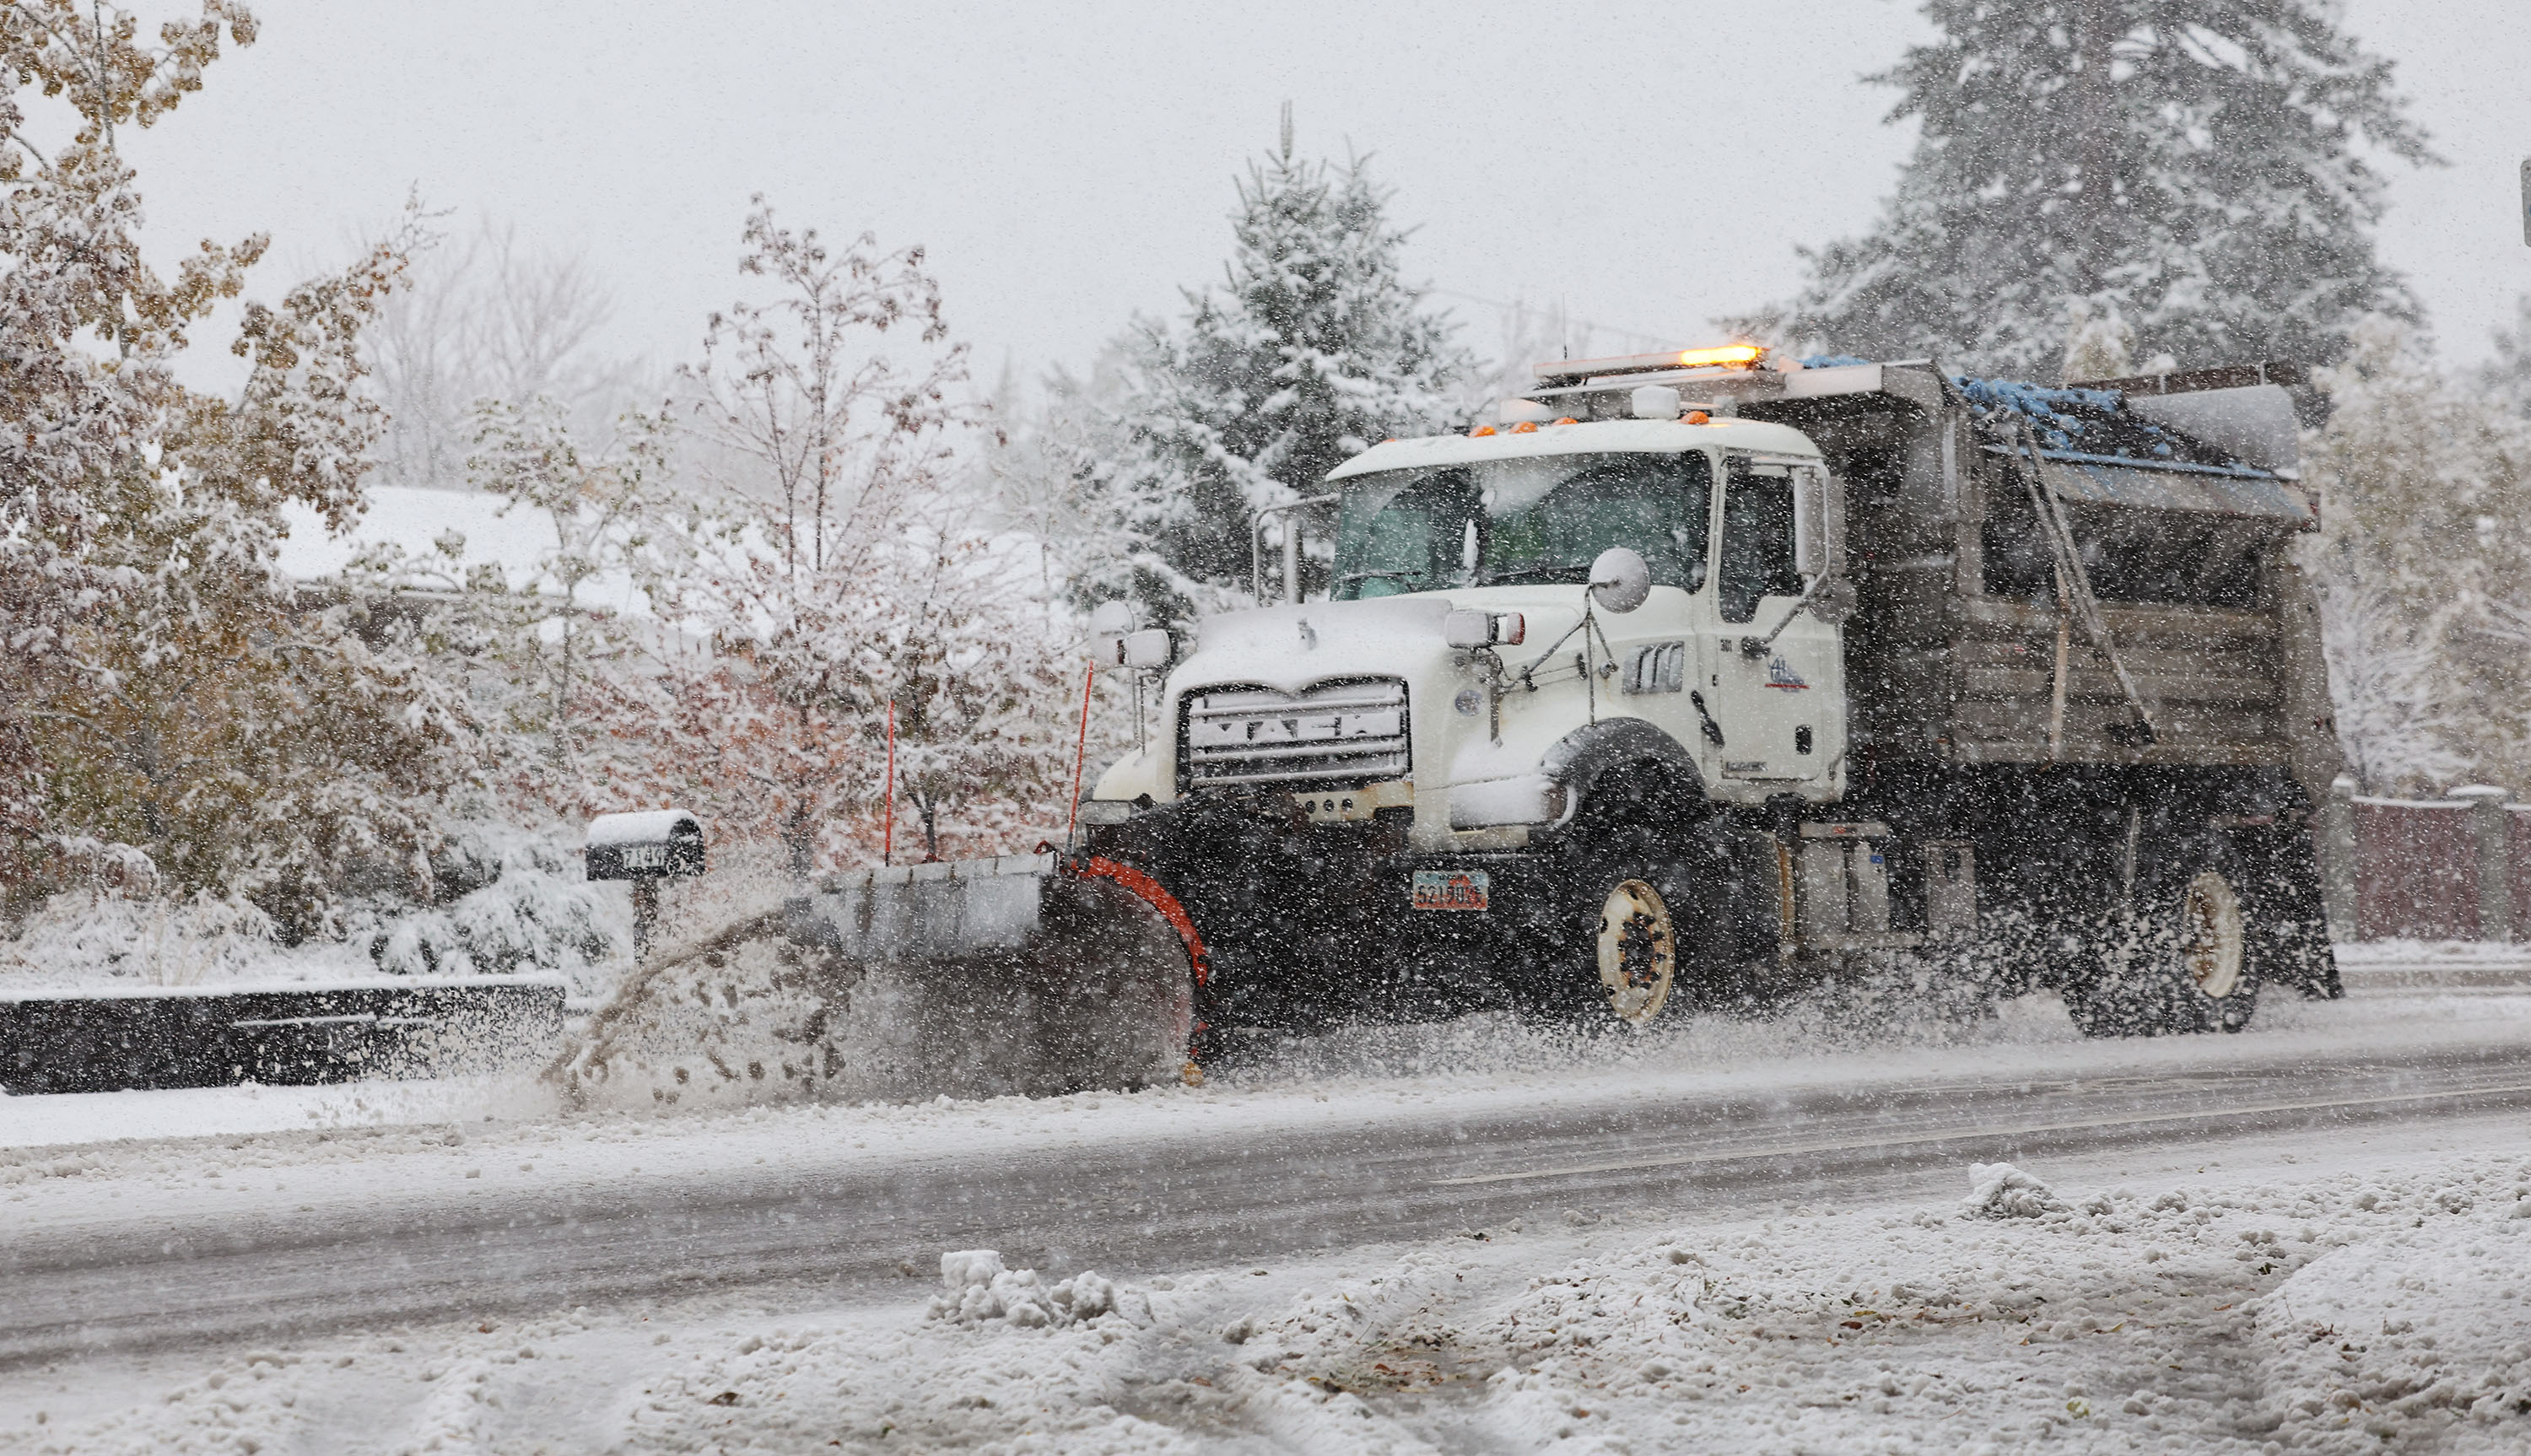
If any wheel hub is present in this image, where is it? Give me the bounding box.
[1595,878,1676,1024]
[2180,870,2245,1000]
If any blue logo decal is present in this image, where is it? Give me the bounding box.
[1765,655,1810,690]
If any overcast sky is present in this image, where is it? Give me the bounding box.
[112,0,2531,396]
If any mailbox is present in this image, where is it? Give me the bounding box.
[586,809,706,882]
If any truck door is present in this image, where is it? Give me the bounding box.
[1708,455,1845,799]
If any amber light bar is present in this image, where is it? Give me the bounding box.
[1533,342,1766,382]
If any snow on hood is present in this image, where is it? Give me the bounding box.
[1181,596,1458,692]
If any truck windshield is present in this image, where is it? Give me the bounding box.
[1330,451,1711,601]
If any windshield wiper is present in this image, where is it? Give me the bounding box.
[1476,563,1592,585]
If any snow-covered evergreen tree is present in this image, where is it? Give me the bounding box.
[1104,124,1472,619]
[1780,0,2432,379]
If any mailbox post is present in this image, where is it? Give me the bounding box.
[586,809,707,959]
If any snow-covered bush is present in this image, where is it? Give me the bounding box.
[354,822,620,985]
[0,888,282,990]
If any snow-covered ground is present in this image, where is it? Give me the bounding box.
[3,1114,2523,1453]
[3,978,2527,1453]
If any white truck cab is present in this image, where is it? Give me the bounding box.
[1090,408,1848,852]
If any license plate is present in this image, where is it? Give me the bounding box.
[1411,869,1489,912]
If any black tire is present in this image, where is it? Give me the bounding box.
[2065,835,2261,1037]
[1523,822,1744,1027]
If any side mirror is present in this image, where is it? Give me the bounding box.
[1588,547,1651,614]
[1088,600,1136,663]
[1120,628,1174,669]
[1793,464,1844,580]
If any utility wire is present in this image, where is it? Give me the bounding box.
[1422,288,1697,353]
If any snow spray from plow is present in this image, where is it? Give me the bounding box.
[542,849,1210,1107]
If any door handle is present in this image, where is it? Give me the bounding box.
[1688,691,1727,747]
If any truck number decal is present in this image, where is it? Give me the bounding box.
[1411,870,1490,912]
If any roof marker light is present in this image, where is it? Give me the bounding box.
[1511,420,1538,434]
[1469,424,1497,437]
[1686,411,1711,424]
[1676,343,1766,369]
[1553,417,1579,426]
[1531,342,1769,382]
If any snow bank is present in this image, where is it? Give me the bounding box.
[2256,1201,2531,1448]
[2334,937,2531,990]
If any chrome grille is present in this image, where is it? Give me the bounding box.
[1181,680,1411,789]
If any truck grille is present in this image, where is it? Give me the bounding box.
[1181,680,1411,790]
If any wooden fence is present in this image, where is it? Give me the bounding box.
[2320,781,2524,941]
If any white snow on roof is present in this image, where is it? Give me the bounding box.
[1327,416,1821,483]
[277,487,651,617]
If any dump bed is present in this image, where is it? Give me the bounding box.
[1531,359,2341,805]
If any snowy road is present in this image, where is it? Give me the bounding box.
[8,1000,2529,1373]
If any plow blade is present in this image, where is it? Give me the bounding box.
[786,851,1209,1086]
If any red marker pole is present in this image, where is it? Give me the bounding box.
[1066,662,1095,849]
[882,698,897,867]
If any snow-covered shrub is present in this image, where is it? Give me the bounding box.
[355,822,620,985]
[0,888,282,989]
[929,1249,1118,1329]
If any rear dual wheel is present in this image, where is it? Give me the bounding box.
[2066,849,2260,1038]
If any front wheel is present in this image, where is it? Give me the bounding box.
[1595,875,1680,1023]
[1521,829,1740,1027]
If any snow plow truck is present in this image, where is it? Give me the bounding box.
[767,345,2341,1082]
